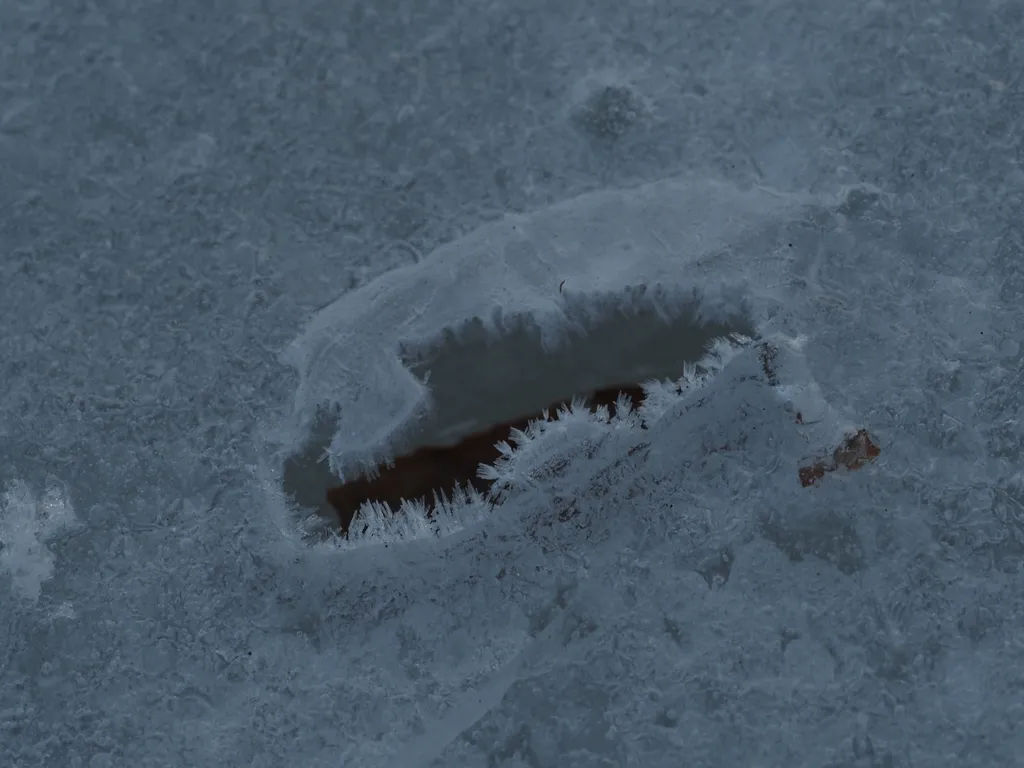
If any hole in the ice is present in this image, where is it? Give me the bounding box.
[281,300,755,538]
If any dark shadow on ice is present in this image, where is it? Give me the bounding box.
[281,299,756,536]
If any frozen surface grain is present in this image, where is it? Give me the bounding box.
[1,0,1024,766]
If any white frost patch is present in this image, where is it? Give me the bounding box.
[0,479,78,601]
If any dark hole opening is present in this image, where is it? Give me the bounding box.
[281,301,755,537]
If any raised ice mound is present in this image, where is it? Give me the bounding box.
[275,177,820,480]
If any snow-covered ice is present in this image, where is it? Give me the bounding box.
[3,2,1024,767]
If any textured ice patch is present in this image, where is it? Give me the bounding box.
[0,479,77,601]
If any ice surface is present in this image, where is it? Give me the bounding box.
[4,2,1024,767]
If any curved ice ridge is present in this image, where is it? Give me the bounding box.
[275,176,821,480]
